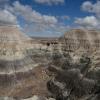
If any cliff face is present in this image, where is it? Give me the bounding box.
[0,26,32,60]
[0,27,100,99]
[46,29,100,100]
[0,26,37,96]
[60,29,100,52]
[30,29,100,54]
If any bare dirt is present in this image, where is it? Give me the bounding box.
[0,66,50,99]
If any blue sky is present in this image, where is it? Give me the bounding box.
[0,0,99,37]
[15,0,95,26]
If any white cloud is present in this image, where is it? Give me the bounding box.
[0,9,17,26]
[82,1,100,18]
[57,15,70,20]
[75,16,99,29]
[0,0,9,8]
[7,1,57,25]
[0,0,9,2]
[2,1,67,36]
[81,1,93,12]
[23,22,69,36]
[34,0,64,5]
[5,1,67,36]
[75,1,100,29]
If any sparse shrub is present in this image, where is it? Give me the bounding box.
[47,51,100,100]
[51,46,63,67]
[61,52,73,70]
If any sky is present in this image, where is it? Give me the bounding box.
[0,0,99,37]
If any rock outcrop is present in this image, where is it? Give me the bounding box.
[60,29,100,52]
[0,26,38,96]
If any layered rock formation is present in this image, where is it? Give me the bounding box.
[0,26,37,96]
[46,29,100,100]
[60,29,100,52]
